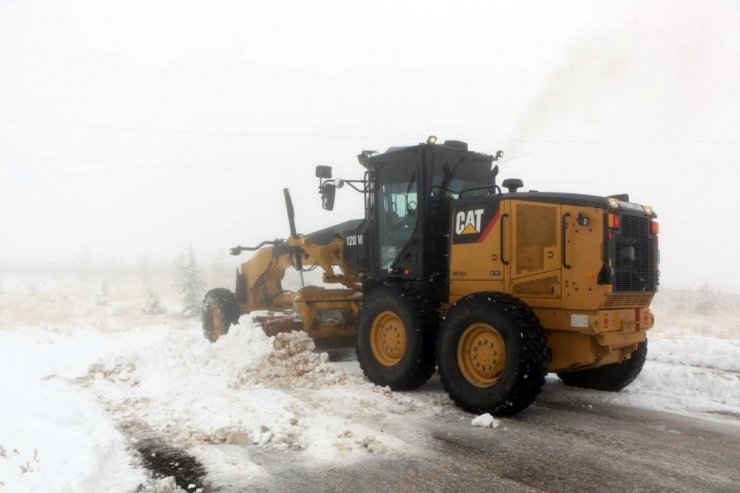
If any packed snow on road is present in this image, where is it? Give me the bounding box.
[1,272,739,492]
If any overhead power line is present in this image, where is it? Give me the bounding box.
[0,152,273,172]
[2,120,739,144]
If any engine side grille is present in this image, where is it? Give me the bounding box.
[515,203,557,275]
[600,293,653,309]
[614,214,656,292]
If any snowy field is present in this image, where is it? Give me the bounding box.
[1,268,739,492]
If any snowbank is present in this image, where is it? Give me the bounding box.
[2,276,740,491]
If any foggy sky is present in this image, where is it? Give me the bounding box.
[1,0,739,292]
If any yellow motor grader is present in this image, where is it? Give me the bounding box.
[202,137,660,416]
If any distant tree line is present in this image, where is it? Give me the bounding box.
[658,283,738,315]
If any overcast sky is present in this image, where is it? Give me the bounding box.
[1,0,739,292]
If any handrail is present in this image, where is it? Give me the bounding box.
[500,213,510,265]
[230,240,283,255]
[562,213,571,269]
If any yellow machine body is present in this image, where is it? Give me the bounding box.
[448,198,654,372]
[234,235,362,349]
[203,139,661,416]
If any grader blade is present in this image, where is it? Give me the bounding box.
[253,307,356,350]
[254,316,303,337]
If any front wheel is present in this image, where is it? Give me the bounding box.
[202,288,240,342]
[557,339,648,391]
[437,292,549,416]
[355,286,438,390]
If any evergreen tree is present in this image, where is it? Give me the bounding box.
[694,282,726,315]
[142,288,165,315]
[178,245,206,317]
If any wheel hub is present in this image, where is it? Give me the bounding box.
[370,311,407,366]
[457,323,507,388]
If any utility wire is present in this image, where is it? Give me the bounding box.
[2,148,540,171]
[0,152,272,172]
[2,120,739,144]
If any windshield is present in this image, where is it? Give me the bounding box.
[377,162,419,269]
[433,159,491,199]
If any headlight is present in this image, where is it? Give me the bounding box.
[642,205,654,216]
[607,198,620,209]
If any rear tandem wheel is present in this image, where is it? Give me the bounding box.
[436,292,549,416]
[557,339,648,391]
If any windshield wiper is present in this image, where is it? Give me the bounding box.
[439,156,466,197]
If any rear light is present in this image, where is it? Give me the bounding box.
[650,221,660,235]
[608,214,621,229]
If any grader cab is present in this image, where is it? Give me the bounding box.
[202,137,660,416]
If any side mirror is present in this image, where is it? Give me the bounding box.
[321,182,336,210]
[316,165,333,179]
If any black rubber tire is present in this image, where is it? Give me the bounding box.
[355,286,439,391]
[557,339,648,392]
[201,288,240,343]
[437,292,549,416]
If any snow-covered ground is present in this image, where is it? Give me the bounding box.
[1,271,739,492]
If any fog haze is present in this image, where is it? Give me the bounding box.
[1,0,739,291]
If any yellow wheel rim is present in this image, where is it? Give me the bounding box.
[207,305,222,341]
[369,311,407,366]
[457,323,507,388]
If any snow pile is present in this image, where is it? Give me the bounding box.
[234,330,387,392]
[0,329,150,493]
[471,413,500,429]
[235,330,332,383]
[627,336,740,413]
[152,476,186,493]
[3,274,740,492]
[75,317,452,486]
[649,335,740,373]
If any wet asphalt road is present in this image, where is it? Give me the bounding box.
[240,385,740,493]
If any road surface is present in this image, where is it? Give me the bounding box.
[200,379,740,492]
